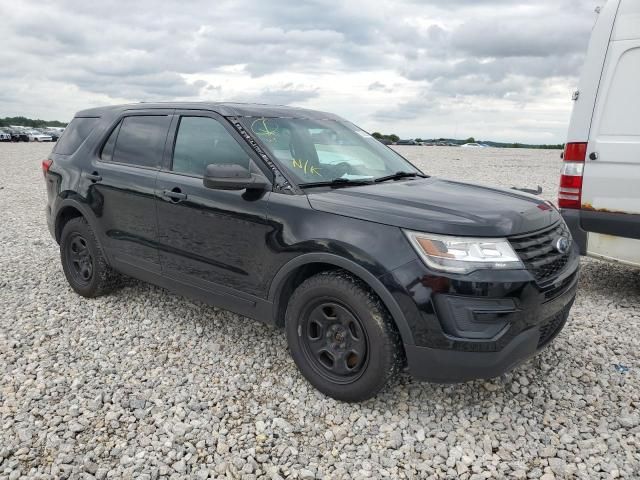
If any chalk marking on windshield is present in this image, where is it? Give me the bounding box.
[292,159,321,176]
[251,118,280,143]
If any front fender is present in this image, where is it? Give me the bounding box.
[267,252,416,346]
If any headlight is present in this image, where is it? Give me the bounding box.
[404,230,524,274]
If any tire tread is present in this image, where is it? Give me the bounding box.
[286,270,403,401]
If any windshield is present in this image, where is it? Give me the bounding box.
[241,117,420,184]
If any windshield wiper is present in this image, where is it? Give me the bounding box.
[374,171,426,183]
[299,178,374,189]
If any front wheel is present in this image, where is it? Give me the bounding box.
[285,271,403,402]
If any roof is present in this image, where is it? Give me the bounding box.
[75,102,344,121]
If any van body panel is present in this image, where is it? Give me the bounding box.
[566,0,620,143]
[583,35,640,218]
[612,0,640,40]
[587,232,640,267]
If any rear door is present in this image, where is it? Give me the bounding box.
[155,110,274,307]
[582,0,640,265]
[88,110,172,273]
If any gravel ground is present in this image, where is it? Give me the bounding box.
[1,143,639,479]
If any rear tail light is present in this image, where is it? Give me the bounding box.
[42,159,53,176]
[558,142,586,209]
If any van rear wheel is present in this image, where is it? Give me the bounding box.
[285,271,403,402]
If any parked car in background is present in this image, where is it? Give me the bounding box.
[27,130,53,142]
[560,0,640,269]
[43,129,62,141]
[0,129,12,142]
[461,142,485,148]
[396,139,419,145]
[9,129,29,142]
[43,102,578,401]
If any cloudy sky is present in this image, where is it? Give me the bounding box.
[1,0,600,143]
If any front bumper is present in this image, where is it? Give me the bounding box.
[404,282,575,382]
[381,246,579,383]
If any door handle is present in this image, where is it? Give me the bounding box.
[86,172,102,182]
[162,189,187,202]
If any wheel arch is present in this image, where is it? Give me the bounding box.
[54,199,103,245]
[268,253,414,346]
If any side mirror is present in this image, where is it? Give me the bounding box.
[203,164,269,191]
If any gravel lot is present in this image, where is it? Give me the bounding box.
[1,143,639,479]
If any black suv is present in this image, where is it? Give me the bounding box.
[44,103,579,401]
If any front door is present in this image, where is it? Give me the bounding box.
[155,111,274,304]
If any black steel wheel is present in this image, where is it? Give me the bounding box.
[299,300,369,384]
[286,271,403,402]
[64,233,94,285]
[60,217,120,297]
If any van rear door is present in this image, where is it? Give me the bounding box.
[581,0,640,265]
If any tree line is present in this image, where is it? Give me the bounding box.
[0,116,67,128]
[371,132,563,149]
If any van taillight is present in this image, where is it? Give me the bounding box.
[42,159,53,176]
[558,142,586,209]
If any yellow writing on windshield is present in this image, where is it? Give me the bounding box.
[292,159,321,176]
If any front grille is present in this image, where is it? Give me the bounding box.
[537,304,571,349]
[509,222,571,283]
[543,271,577,301]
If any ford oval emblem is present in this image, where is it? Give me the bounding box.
[555,237,570,254]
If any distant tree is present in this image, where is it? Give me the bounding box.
[0,116,67,128]
[465,137,475,143]
[371,132,383,139]
[389,134,400,143]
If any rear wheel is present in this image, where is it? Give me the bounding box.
[60,217,119,297]
[285,271,403,402]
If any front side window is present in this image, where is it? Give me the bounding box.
[172,116,249,176]
[110,115,170,168]
[240,117,419,184]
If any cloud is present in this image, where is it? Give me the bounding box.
[239,83,320,105]
[368,82,393,93]
[0,0,601,143]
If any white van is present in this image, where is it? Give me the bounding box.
[560,0,640,268]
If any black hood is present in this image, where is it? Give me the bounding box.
[307,177,560,237]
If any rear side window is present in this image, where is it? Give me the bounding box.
[100,121,122,163]
[54,117,99,155]
[172,116,249,176]
[111,115,170,168]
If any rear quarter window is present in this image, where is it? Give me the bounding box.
[54,117,99,155]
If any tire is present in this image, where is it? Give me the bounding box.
[285,271,403,402]
[60,217,119,297]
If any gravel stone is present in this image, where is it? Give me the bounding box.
[299,468,315,479]
[0,144,638,478]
